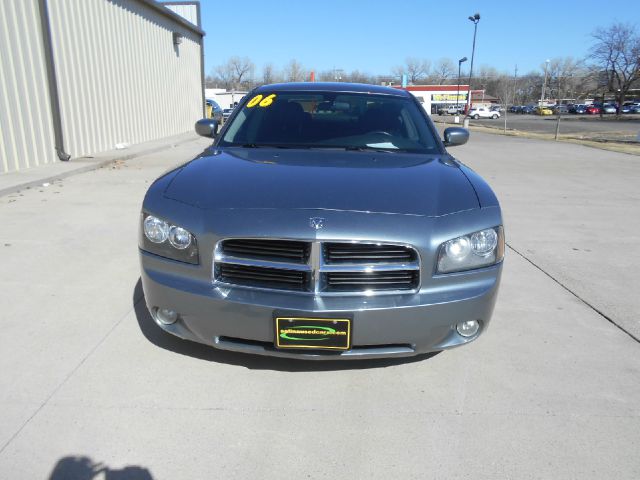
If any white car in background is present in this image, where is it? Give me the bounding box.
[469,107,500,119]
[438,105,465,115]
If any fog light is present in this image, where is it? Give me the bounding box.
[456,320,480,337]
[156,308,178,325]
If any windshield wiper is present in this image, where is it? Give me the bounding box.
[236,144,413,153]
[240,143,312,149]
[344,146,407,153]
[239,143,359,150]
[240,143,268,148]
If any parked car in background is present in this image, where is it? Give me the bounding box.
[552,104,569,114]
[141,82,504,359]
[469,107,500,119]
[571,104,587,114]
[509,105,520,113]
[535,106,554,116]
[490,105,504,113]
[520,105,535,114]
[602,104,617,114]
[620,104,640,114]
[205,99,223,124]
[222,108,234,121]
[586,105,601,115]
[438,105,464,115]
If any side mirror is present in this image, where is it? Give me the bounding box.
[443,127,469,147]
[195,118,219,138]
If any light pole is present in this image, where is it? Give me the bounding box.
[456,57,467,121]
[466,13,480,115]
[541,59,550,105]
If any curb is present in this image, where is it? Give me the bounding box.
[0,135,202,198]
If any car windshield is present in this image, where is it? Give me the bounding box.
[219,91,440,153]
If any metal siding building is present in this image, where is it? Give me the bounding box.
[0,1,57,173]
[163,2,200,26]
[0,0,204,174]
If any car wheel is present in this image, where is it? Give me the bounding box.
[473,114,479,120]
[492,114,498,119]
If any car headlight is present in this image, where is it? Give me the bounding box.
[143,215,169,243]
[437,226,504,273]
[140,213,199,264]
[168,226,192,250]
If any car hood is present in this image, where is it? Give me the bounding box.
[163,148,479,217]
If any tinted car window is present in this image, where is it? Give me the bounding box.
[220,92,439,153]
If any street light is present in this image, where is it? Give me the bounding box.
[466,13,480,114]
[457,57,468,113]
[541,59,550,105]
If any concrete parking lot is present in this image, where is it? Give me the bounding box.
[0,133,638,479]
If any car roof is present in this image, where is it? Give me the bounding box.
[254,82,411,98]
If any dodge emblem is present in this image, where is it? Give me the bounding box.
[309,217,325,230]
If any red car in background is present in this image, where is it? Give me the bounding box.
[586,105,601,114]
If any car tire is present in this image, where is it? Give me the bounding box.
[492,114,498,119]
[473,114,479,120]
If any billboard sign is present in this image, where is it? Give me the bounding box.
[432,93,468,102]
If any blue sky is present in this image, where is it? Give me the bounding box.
[199,0,639,77]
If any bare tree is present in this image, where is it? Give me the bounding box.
[345,70,375,84]
[490,74,515,106]
[283,59,307,82]
[204,74,218,88]
[317,70,335,82]
[262,63,277,85]
[392,57,431,84]
[514,71,543,104]
[431,58,456,84]
[229,56,255,88]
[537,57,601,103]
[212,64,233,89]
[473,66,504,100]
[589,23,640,111]
[213,56,255,90]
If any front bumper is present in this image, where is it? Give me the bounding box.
[140,250,502,360]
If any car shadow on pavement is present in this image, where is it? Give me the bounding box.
[49,455,153,479]
[133,279,439,371]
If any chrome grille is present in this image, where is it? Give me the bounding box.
[214,239,420,295]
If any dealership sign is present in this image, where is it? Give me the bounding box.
[432,93,468,102]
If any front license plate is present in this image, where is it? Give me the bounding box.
[275,317,351,351]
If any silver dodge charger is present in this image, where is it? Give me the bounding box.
[139,83,504,360]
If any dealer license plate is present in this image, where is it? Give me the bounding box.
[275,317,351,351]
